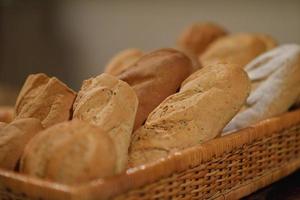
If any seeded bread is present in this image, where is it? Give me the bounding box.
[129,63,250,166]
[119,48,194,131]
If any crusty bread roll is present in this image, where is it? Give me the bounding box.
[73,73,138,173]
[0,106,14,123]
[224,44,300,132]
[104,48,144,76]
[200,33,277,68]
[129,63,250,167]
[177,22,227,56]
[119,48,194,131]
[0,118,43,170]
[14,73,76,128]
[20,120,117,185]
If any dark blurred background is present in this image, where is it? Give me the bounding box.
[0,0,300,105]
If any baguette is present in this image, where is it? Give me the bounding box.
[104,48,144,76]
[73,73,138,172]
[177,22,227,56]
[200,33,277,68]
[129,63,250,166]
[14,73,76,128]
[119,48,193,131]
[224,44,300,132]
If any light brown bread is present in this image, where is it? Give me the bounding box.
[177,22,227,56]
[0,122,6,129]
[200,33,277,68]
[0,118,43,170]
[255,34,278,50]
[224,44,300,132]
[14,73,76,128]
[20,120,117,185]
[129,63,250,167]
[73,73,138,173]
[104,48,144,76]
[0,106,14,123]
[118,48,194,131]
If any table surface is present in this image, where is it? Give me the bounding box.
[242,170,300,200]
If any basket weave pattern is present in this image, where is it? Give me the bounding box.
[114,127,300,200]
[0,111,300,200]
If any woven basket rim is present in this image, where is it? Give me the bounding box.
[75,109,300,199]
[1,109,300,199]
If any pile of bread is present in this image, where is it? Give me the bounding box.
[1,22,300,186]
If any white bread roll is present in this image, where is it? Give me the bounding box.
[224,44,300,132]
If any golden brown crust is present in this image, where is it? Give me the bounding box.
[0,118,43,170]
[129,63,250,167]
[0,106,14,123]
[73,73,138,173]
[177,22,227,56]
[14,73,76,128]
[255,34,277,50]
[200,33,277,68]
[20,120,117,185]
[104,48,144,76]
[118,48,194,131]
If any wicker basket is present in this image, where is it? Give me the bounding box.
[1,110,300,200]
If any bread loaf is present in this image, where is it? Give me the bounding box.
[0,118,43,170]
[118,48,194,131]
[224,44,300,132]
[177,22,227,56]
[20,120,116,185]
[129,63,250,167]
[0,106,14,123]
[14,73,76,128]
[200,33,277,68]
[255,34,278,50]
[104,48,144,76]
[73,73,138,172]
